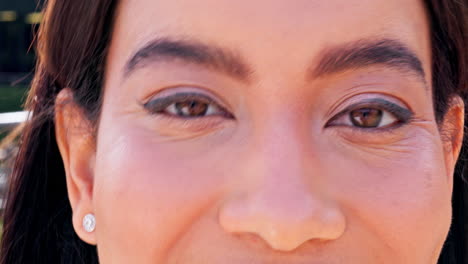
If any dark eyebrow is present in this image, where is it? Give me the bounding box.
[124,37,425,86]
[123,37,252,82]
[311,39,425,81]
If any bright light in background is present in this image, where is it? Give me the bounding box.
[25,12,42,24]
[0,11,17,22]
[0,111,29,125]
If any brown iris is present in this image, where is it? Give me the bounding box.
[175,100,209,117]
[350,108,383,128]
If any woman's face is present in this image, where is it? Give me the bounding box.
[58,0,465,263]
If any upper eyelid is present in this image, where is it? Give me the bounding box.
[141,85,233,108]
[342,99,410,117]
[325,91,414,117]
[143,92,216,108]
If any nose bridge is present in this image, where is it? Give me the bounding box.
[256,116,304,172]
[251,116,315,204]
[252,110,325,199]
[218,115,346,252]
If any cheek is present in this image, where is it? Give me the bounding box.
[92,126,229,262]
[91,109,453,263]
[330,131,452,261]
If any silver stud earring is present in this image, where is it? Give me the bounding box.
[83,213,96,233]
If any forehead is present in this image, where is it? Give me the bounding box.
[107,0,430,84]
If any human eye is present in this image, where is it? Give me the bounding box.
[142,91,234,120]
[326,98,414,130]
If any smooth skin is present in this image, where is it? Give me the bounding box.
[55,0,464,263]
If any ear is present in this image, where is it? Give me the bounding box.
[440,95,465,191]
[55,88,97,245]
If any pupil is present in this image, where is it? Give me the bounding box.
[175,101,208,117]
[350,108,382,127]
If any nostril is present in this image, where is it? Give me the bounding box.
[255,208,346,251]
[218,194,346,252]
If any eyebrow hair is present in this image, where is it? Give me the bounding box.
[312,39,425,80]
[123,37,426,86]
[123,37,252,82]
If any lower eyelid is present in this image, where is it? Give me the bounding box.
[152,114,232,135]
[329,122,411,143]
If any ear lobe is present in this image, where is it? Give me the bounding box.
[55,88,97,245]
[440,95,465,188]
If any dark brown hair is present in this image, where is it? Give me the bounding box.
[0,0,467,263]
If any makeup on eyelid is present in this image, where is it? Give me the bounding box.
[327,98,414,129]
[141,84,413,133]
[143,92,234,119]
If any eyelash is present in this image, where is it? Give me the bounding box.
[143,92,234,119]
[326,98,414,131]
[143,92,413,132]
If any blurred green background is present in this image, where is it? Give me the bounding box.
[0,0,39,221]
[0,0,39,114]
[0,85,27,113]
[0,0,39,143]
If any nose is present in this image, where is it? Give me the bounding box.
[218,123,346,252]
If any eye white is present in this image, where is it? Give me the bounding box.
[165,103,178,115]
[205,104,219,115]
[378,110,397,127]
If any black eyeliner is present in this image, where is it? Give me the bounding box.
[328,98,414,127]
[141,92,234,119]
[142,92,216,114]
[355,98,413,121]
